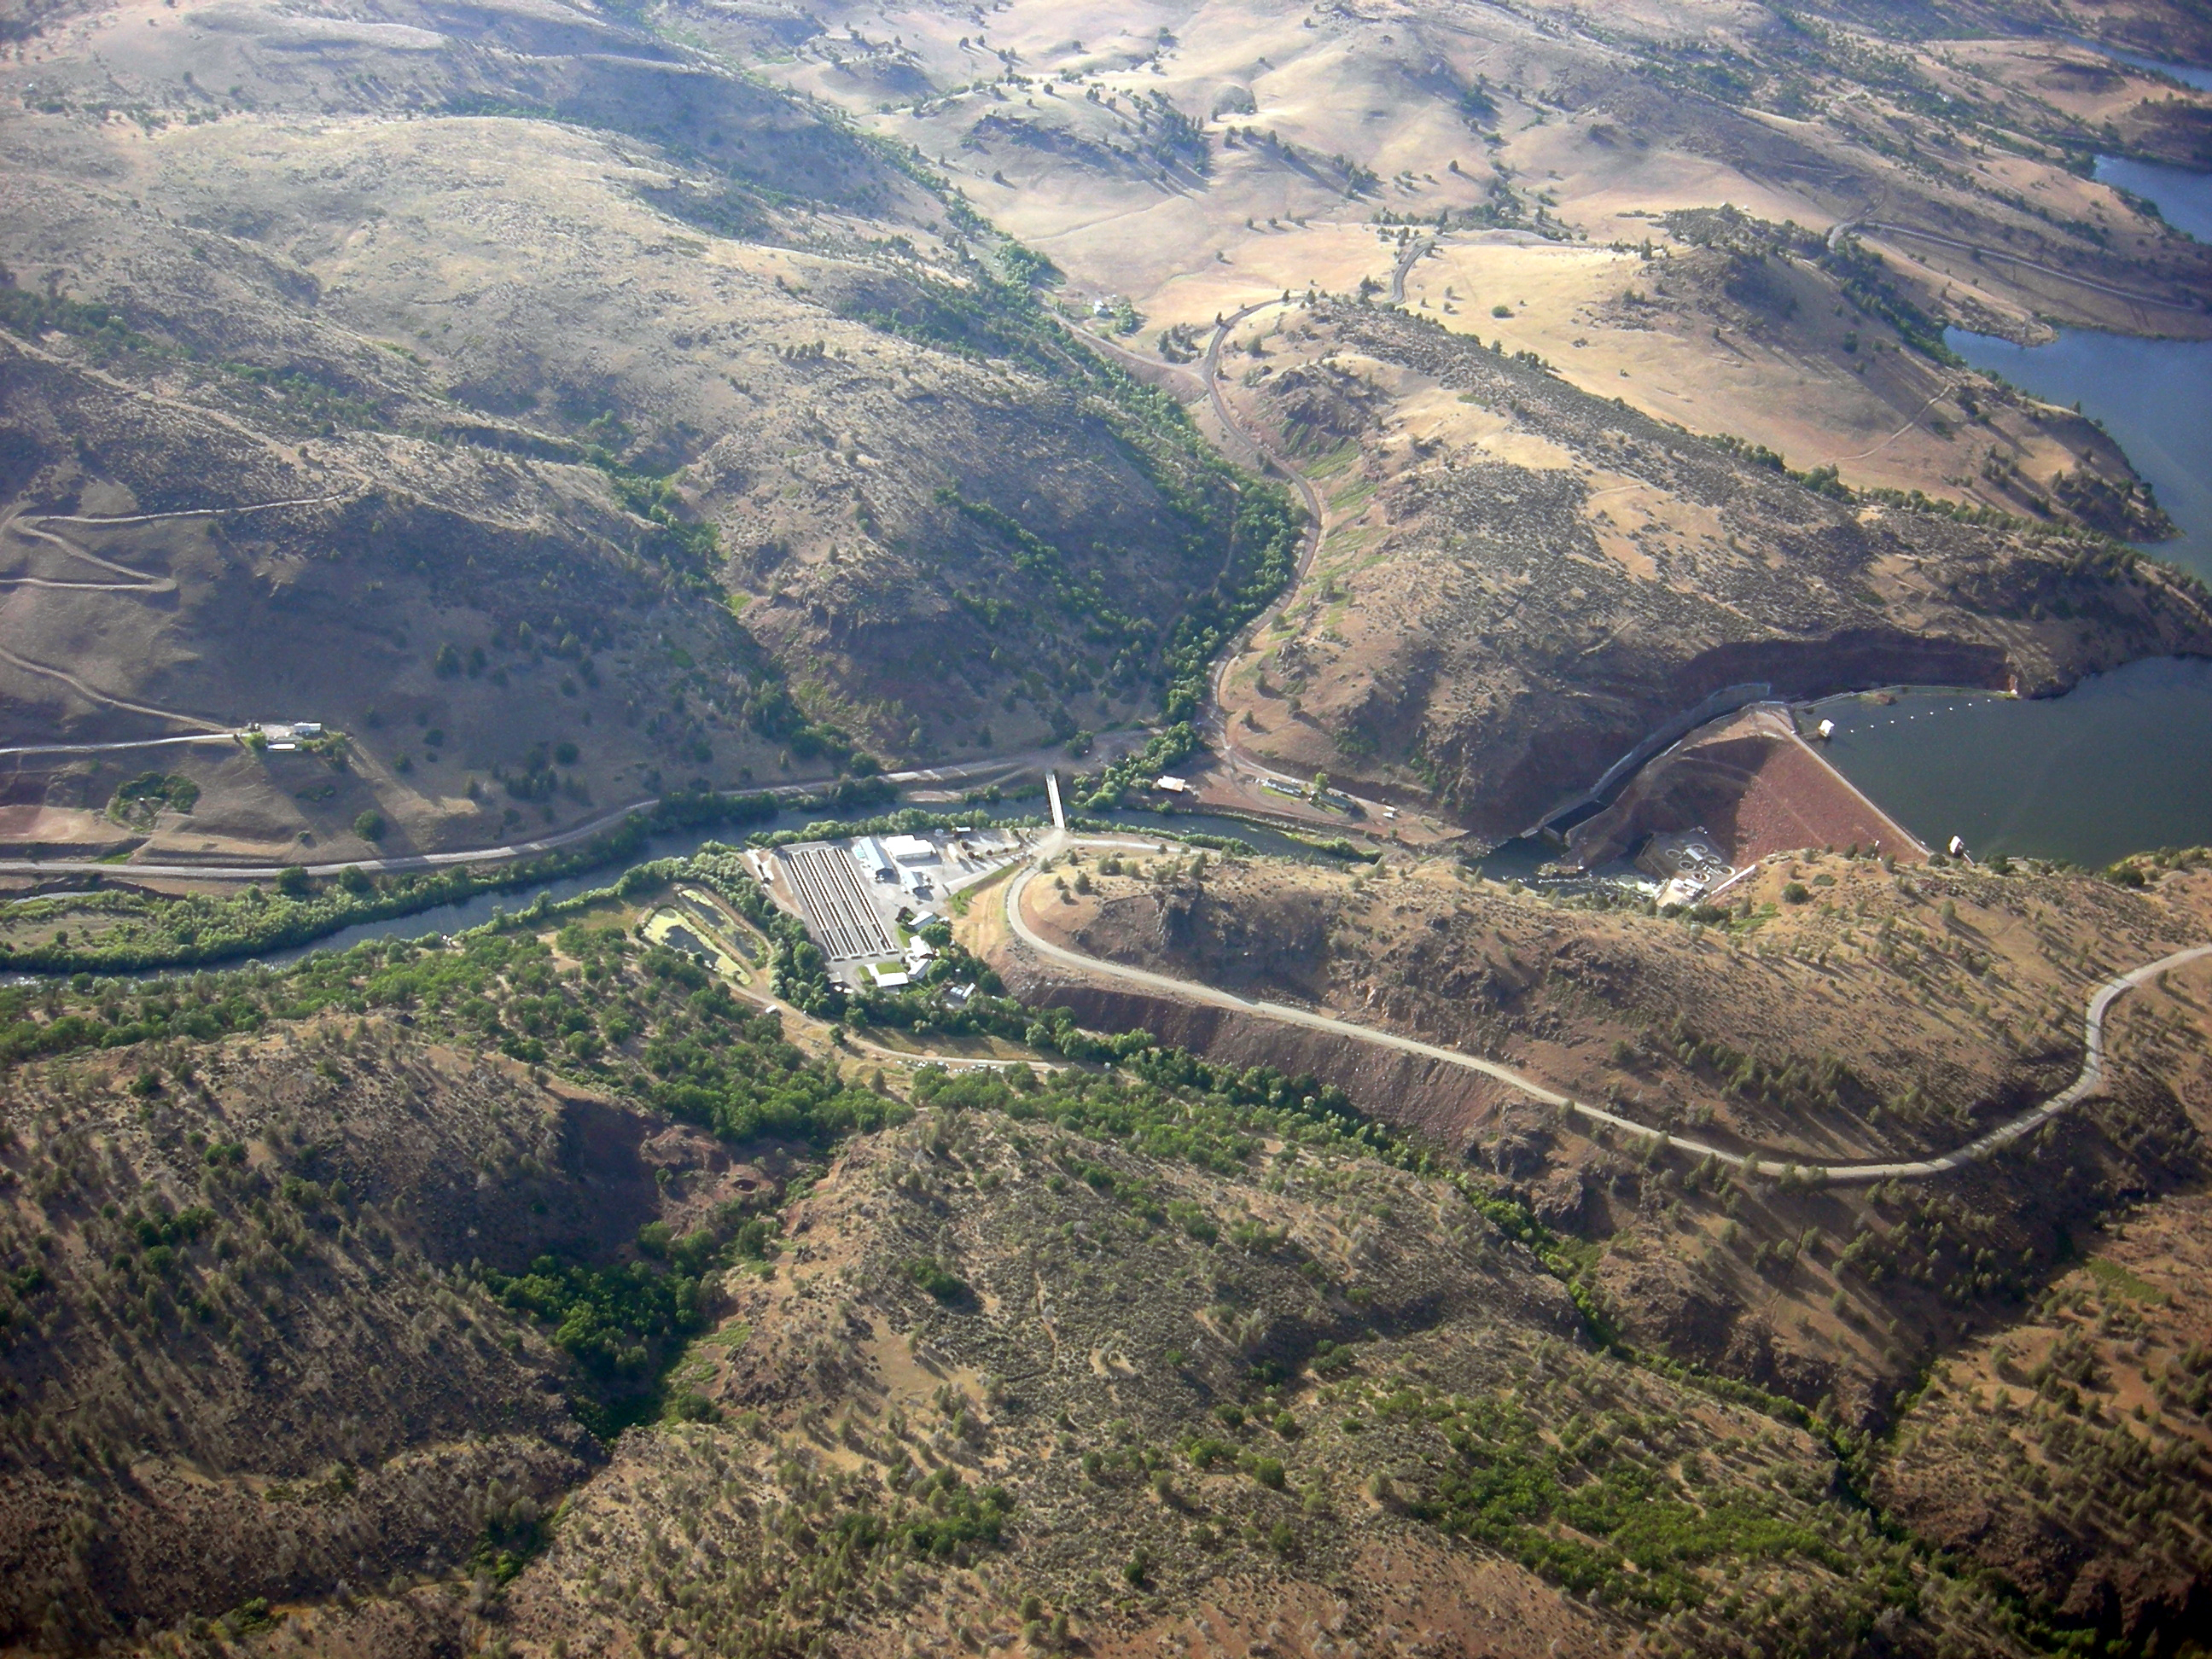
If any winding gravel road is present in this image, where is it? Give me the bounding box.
[0,731,246,760]
[1197,302,1332,786]
[0,644,234,734]
[0,492,363,742]
[1004,839,2212,1185]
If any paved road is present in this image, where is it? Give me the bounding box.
[1386,235,1435,304]
[0,701,1142,883]
[1200,299,1281,474]
[0,737,1139,882]
[1004,835,2212,1184]
[0,797,666,882]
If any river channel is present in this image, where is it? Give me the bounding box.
[231,800,1334,969]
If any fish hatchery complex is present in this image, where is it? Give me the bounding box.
[749,828,1031,986]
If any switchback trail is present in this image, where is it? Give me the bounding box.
[0,489,368,740]
[0,515,177,594]
[1004,841,2211,1185]
[0,644,231,734]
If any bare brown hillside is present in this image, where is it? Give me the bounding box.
[0,0,1273,859]
[985,838,2212,1644]
[1211,304,2212,838]
[0,847,2169,1657]
[212,1103,2052,1659]
[747,0,2212,469]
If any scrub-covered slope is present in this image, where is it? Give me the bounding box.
[0,929,2069,1656]
[0,0,1293,860]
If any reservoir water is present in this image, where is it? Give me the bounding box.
[1943,325,2212,581]
[2073,38,2212,93]
[1815,661,2212,868]
[2094,154,2212,245]
[1820,270,2212,861]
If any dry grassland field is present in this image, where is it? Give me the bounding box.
[6,0,2212,1652]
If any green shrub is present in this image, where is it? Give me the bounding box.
[902,1472,1013,1558]
[109,771,199,824]
[667,1390,720,1423]
[906,1258,968,1302]
[482,1253,707,1388]
[1310,1340,1355,1376]
[1185,1436,1238,1470]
